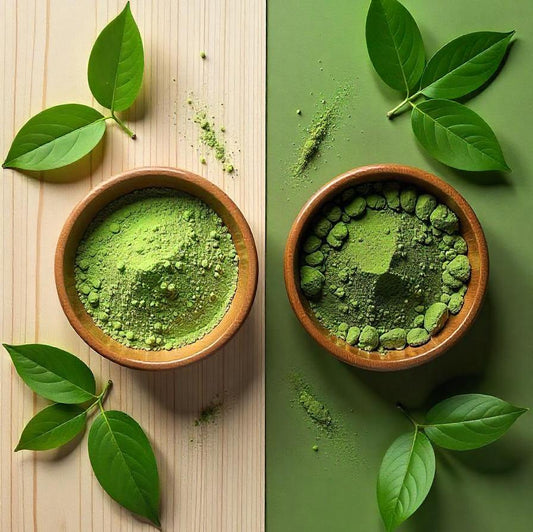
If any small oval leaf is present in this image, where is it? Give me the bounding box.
[377,431,435,532]
[3,343,96,404]
[2,104,106,171]
[88,2,144,112]
[424,394,528,451]
[411,99,510,171]
[16,404,86,451]
[88,410,160,526]
[420,31,515,99]
[366,0,426,93]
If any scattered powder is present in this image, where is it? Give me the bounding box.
[195,401,222,426]
[289,372,360,462]
[299,390,333,432]
[293,106,334,177]
[291,85,350,181]
[75,188,239,350]
[191,105,235,174]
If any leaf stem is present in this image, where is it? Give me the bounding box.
[111,113,136,139]
[387,91,422,120]
[396,402,420,429]
[86,380,113,416]
[98,380,113,404]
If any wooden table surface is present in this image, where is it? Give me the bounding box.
[0,1,265,530]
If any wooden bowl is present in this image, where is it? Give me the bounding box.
[284,164,489,371]
[55,167,258,370]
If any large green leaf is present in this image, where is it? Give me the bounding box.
[420,31,515,99]
[366,0,425,93]
[411,99,510,171]
[2,104,106,171]
[88,410,160,526]
[88,2,144,112]
[424,394,528,451]
[377,431,435,532]
[16,404,87,451]
[3,344,96,404]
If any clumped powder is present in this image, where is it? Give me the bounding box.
[75,188,239,350]
[299,182,470,352]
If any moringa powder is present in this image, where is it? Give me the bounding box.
[299,182,471,352]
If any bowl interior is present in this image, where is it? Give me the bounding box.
[56,168,258,370]
[284,165,488,371]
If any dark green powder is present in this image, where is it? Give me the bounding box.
[75,188,239,350]
[299,390,333,430]
[195,401,222,426]
[299,182,471,352]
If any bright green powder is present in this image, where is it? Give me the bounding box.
[299,182,471,352]
[75,188,239,350]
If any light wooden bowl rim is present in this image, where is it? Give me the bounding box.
[284,164,489,372]
[55,167,258,370]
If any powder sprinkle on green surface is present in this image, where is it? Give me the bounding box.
[299,182,470,352]
[293,106,334,177]
[291,86,350,180]
[75,188,239,350]
[299,390,333,431]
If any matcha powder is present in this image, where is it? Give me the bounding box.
[75,188,239,350]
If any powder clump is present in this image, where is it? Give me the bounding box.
[299,390,333,430]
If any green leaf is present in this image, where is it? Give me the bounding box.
[377,431,435,532]
[420,31,515,99]
[2,104,106,171]
[411,99,510,171]
[424,394,528,451]
[88,2,144,112]
[16,404,86,451]
[366,0,425,93]
[3,343,96,404]
[88,410,160,526]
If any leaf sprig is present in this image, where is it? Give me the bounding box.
[377,394,528,531]
[366,0,514,172]
[3,343,161,528]
[2,2,143,172]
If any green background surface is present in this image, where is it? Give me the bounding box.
[266,1,533,531]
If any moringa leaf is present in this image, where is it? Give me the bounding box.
[377,430,435,532]
[411,99,510,171]
[420,31,515,99]
[3,343,96,404]
[88,410,160,527]
[366,0,425,93]
[16,404,87,451]
[2,104,106,171]
[424,394,528,451]
[88,2,144,112]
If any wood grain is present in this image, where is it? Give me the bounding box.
[0,1,265,530]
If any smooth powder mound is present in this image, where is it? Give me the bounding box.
[299,182,471,352]
[75,188,239,350]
